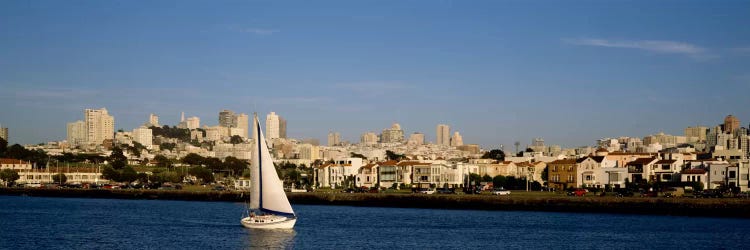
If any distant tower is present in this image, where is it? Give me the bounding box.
[149,113,159,127]
[181,112,185,122]
[0,123,8,142]
[436,124,450,146]
[219,110,235,127]
[514,141,520,154]
[724,115,740,134]
[450,131,463,146]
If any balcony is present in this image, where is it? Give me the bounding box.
[628,166,643,173]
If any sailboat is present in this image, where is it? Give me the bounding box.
[241,114,297,229]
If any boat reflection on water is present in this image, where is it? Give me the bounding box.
[243,229,297,249]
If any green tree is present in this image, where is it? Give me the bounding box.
[482,174,492,182]
[481,149,506,161]
[160,142,177,151]
[385,150,405,161]
[230,135,244,144]
[224,157,249,176]
[120,166,138,183]
[101,166,120,182]
[154,155,172,169]
[0,137,7,156]
[52,173,67,184]
[182,153,205,166]
[469,173,482,185]
[0,169,20,186]
[492,175,507,188]
[109,147,127,170]
[350,152,367,159]
[541,166,548,182]
[203,157,223,171]
[188,166,214,183]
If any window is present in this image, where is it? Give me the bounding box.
[729,171,736,178]
[661,164,670,170]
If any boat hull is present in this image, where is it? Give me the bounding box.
[241,216,297,229]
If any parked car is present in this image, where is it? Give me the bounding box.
[567,188,587,196]
[437,188,456,194]
[418,188,436,194]
[700,189,724,198]
[491,188,511,196]
[639,190,658,197]
[663,187,684,198]
[614,189,634,197]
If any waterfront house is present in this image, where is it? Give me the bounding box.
[356,163,378,188]
[650,159,679,182]
[0,158,32,171]
[547,159,577,190]
[576,156,607,188]
[625,157,658,184]
[680,168,708,189]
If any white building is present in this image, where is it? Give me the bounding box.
[266,112,282,140]
[148,113,159,127]
[66,120,86,146]
[408,133,425,145]
[450,131,463,146]
[186,116,200,130]
[0,125,7,141]
[235,113,249,139]
[84,108,114,146]
[360,132,379,145]
[328,132,341,146]
[133,126,153,149]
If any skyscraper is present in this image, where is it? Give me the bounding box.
[66,120,86,146]
[328,132,341,146]
[149,113,159,127]
[219,110,235,128]
[186,116,200,130]
[724,115,740,134]
[235,113,249,138]
[450,131,463,146]
[684,126,708,142]
[361,132,378,145]
[381,123,404,143]
[266,112,281,139]
[133,126,153,148]
[0,124,8,142]
[408,132,425,145]
[84,108,114,145]
[436,124,450,146]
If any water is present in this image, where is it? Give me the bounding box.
[1,196,749,249]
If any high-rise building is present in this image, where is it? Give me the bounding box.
[0,124,7,142]
[84,108,114,145]
[186,116,200,130]
[408,132,425,145]
[266,112,281,140]
[684,126,708,142]
[148,113,159,127]
[381,123,404,143]
[133,126,153,149]
[279,117,287,139]
[360,132,379,145]
[235,113,249,138]
[328,132,341,146]
[66,120,86,146]
[450,131,463,146]
[530,138,545,152]
[219,110,235,128]
[724,115,740,134]
[437,124,450,146]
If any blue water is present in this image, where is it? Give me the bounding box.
[1,196,748,249]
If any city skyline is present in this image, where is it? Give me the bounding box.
[1,1,749,148]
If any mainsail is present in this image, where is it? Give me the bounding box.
[249,114,295,216]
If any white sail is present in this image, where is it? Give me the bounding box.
[251,114,294,216]
[249,116,261,210]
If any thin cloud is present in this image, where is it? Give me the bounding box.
[334,81,411,93]
[563,38,712,59]
[240,28,279,35]
[14,87,99,99]
[732,47,750,54]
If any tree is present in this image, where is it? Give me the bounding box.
[203,157,223,171]
[0,137,7,156]
[120,166,138,183]
[154,155,172,169]
[0,169,20,186]
[482,174,492,182]
[481,149,505,161]
[350,152,367,159]
[182,153,205,166]
[385,150,405,161]
[493,175,507,188]
[224,157,249,176]
[101,166,120,182]
[541,166,548,182]
[188,166,214,183]
[109,147,127,170]
[160,142,177,151]
[52,173,67,184]
[230,135,244,144]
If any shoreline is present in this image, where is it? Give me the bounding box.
[3,188,750,218]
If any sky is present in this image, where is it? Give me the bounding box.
[1,0,749,150]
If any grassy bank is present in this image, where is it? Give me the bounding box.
[2,188,750,218]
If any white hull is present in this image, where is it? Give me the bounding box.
[241,216,297,229]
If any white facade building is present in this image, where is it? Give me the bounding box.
[84,108,114,145]
[133,126,153,149]
[437,124,450,146]
[66,120,86,146]
[186,116,200,130]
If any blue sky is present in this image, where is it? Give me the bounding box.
[1,0,749,149]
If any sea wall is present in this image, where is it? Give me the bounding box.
[3,188,750,218]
